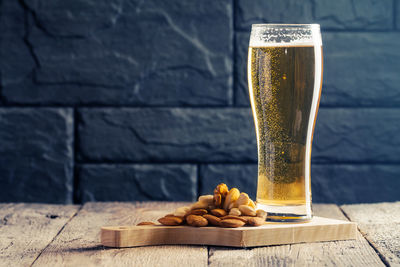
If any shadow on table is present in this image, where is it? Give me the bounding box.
[61,245,114,253]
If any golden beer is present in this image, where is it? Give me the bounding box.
[248,25,322,221]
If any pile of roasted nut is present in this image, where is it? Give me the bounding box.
[138,183,267,228]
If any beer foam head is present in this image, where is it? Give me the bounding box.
[249,24,321,47]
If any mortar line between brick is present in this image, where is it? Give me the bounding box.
[339,206,390,267]
[30,205,83,267]
[394,0,397,29]
[72,108,79,204]
[19,0,41,69]
[3,105,400,109]
[196,164,201,198]
[76,161,400,166]
[311,0,316,20]
[0,74,3,105]
[231,0,236,106]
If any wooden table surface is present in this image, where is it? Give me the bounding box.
[0,202,398,267]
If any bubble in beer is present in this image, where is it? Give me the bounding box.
[248,45,321,205]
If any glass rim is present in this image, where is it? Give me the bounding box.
[251,24,320,29]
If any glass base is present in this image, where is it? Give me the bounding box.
[257,203,312,222]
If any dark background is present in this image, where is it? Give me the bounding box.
[1,0,399,204]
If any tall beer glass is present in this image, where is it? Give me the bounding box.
[248,24,322,221]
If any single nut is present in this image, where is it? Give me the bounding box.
[214,183,229,197]
[247,217,265,226]
[256,209,268,219]
[173,206,191,217]
[186,215,208,227]
[210,208,227,217]
[208,205,217,210]
[203,214,221,226]
[137,221,155,226]
[235,193,250,207]
[238,216,254,224]
[191,201,209,210]
[228,201,236,210]
[190,209,208,216]
[158,216,183,226]
[223,188,240,210]
[220,219,246,228]
[213,193,222,207]
[198,195,214,205]
[239,205,257,216]
[248,199,256,209]
[229,208,241,216]
[220,215,247,223]
[165,214,184,220]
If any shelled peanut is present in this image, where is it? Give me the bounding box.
[143,183,268,228]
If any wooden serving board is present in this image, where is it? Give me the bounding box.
[101,216,357,248]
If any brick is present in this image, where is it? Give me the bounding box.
[77,108,257,163]
[0,1,36,88]
[315,0,393,30]
[200,164,400,204]
[235,0,392,31]
[235,0,313,31]
[77,164,197,202]
[78,108,400,164]
[0,108,73,203]
[322,32,400,107]
[0,0,25,35]
[312,164,400,204]
[234,33,250,106]
[22,0,127,38]
[2,0,233,106]
[235,32,400,107]
[200,164,257,199]
[313,109,400,163]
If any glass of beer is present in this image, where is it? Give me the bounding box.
[248,24,323,221]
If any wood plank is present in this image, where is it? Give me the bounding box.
[0,203,79,267]
[101,216,356,248]
[32,202,208,267]
[208,204,385,266]
[341,201,400,266]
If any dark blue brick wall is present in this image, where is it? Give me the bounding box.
[0,0,398,204]
[77,164,197,202]
[77,108,256,163]
[0,108,73,203]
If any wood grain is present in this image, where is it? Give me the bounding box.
[208,204,386,266]
[342,201,400,266]
[0,203,79,267]
[101,216,356,248]
[32,202,208,267]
